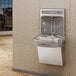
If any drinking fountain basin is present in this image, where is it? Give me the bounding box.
[34,35,64,47]
[34,34,64,66]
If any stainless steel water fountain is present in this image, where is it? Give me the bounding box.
[34,9,65,66]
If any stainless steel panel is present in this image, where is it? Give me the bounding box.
[41,16,64,37]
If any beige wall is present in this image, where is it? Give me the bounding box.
[13,0,76,76]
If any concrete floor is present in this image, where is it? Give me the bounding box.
[0,36,37,76]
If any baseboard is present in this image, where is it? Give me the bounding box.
[12,67,57,76]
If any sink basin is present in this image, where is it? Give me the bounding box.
[34,34,64,47]
[39,35,60,42]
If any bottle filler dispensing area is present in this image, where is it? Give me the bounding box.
[34,9,65,66]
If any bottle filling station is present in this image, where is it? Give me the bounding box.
[34,9,65,66]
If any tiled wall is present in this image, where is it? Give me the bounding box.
[13,0,76,76]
